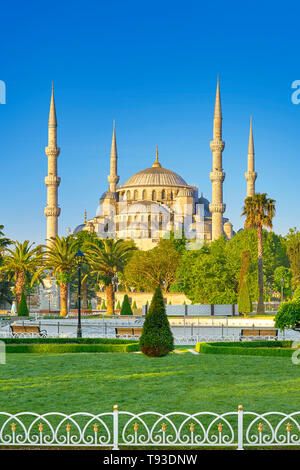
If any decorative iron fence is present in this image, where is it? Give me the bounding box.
[0,406,299,449]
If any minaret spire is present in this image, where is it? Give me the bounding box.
[209,77,226,240]
[245,116,257,197]
[152,145,161,168]
[44,82,61,246]
[107,121,119,193]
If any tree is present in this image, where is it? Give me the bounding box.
[238,250,251,292]
[116,300,121,310]
[17,291,29,316]
[71,231,100,308]
[0,225,11,252]
[0,241,44,306]
[36,236,79,317]
[120,294,133,315]
[293,287,300,300]
[132,300,137,310]
[85,239,136,315]
[101,300,106,310]
[124,239,180,292]
[238,277,253,315]
[140,285,174,357]
[285,228,300,288]
[275,300,300,331]
[176,237,238,304]
[274,266,293,300]
[242,193,276,313]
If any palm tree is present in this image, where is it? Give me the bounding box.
[85,239,136,315]
[0,225,12,253]
[37,236,79,317]
[242,193,275,313]
[0,240,44,306]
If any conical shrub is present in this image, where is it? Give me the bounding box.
[18,292,29,317]
[139,285,174,357]
[238,276,253,314]
[120,295,133,315]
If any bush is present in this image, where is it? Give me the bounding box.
[132,301,137,310]
[238,277,253,314]
[293,287,300,300]
[120,295,133,315]
[17,292,29,316]
[6,342,140,354]
[88,300,92,310]
[116,300,121,310]
[275,300,300,331]
[196,341,295,357]
[101,300,106,310]
[139,286,174,357]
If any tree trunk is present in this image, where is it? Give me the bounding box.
[15,270,25,307]
[105,283,114,315]
[60,282,68,317]
[257,226,265,314]
[82,280,88,309]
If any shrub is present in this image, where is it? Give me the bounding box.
[293,286,300,300]
[101,300,106,310]
[132,300,137,310]
[17,292,29,316]
[116,300,121,310]
[2,337,138,345]
[88,300,92,310]
[139,286,174,357]
[275,300,300,331]
[6,342,139,354]
[196,341,295,357]
[120,295,133,315]
[238,276,253,314]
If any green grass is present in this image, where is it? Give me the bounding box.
[1,352,300,414]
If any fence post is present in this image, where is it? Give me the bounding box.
[237,405,244,450]
[113,404,119,450]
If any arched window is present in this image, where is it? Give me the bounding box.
[126,190,131,200]
[133,190,138,200]
[161,189,165,199]
[152,190,156,201]
[142,189,146,200]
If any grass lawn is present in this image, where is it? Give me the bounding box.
[1,352,300,414]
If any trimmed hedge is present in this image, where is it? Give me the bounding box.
[6,342,140,354]
[1,337,138,345]
[195,341,295,358]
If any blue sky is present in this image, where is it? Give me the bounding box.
[0,0,299,243]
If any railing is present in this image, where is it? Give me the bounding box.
[0,406,299,449]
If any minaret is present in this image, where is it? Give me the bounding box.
[44,82,61,246]
[245,117,257,197]
[107,121,119,193]
[209,77,226,241]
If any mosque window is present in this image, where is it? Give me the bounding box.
[161,189,165,199]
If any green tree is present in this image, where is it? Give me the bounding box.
[293,286,300,300]
[274,266,293,300]
[238,250,251,292]
[124,239,180,292]
[85,239,136,315]
[0,241,44,306]
[35,236,79,317]
[139,285,174,357]
[116,300,121,310]
[120,294,133,315]
[275,300,300,331]
[242,193,276,313]
[132,300,137,310]
[17,291,29,316]
[238,276,253,315]
[285,228,300,288]
[101,300,106,310]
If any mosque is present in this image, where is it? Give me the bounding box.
[44,79,257,249]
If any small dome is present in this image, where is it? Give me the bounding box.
[122,166,188,188]
[72,224,85,234]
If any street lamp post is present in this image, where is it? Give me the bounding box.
[75,250,85,338]
[280,278,285,303]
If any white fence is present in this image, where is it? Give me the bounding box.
[0,406,299,449]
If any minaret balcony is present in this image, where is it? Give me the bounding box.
[45,175,61,186]
[44,206,61,217]
[245,171,257,182]
[209,171,225,183]
[209,203,226,214]
[210,140,225,152]
[45,146,60,158]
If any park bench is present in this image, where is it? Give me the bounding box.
[10,325,47,338]
[240,328,278,340]
[115,327,143,338]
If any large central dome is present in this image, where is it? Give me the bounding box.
[122,152,188,188]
